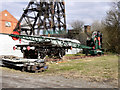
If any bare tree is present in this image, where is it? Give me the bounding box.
[70,20,84,32]
[102,2,120,53]
[91,20,103,31]
[69,20,87,45]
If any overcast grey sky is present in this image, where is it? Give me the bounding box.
[0,0,114,29]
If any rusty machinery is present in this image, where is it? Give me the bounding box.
[1,0,104,60]
[14,0,66,36]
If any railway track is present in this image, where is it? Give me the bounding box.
[46,54,105,63]
[65,55,104,59]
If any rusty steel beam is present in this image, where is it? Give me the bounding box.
[14,0,66,36]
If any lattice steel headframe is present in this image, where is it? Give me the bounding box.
[14,0,66,35]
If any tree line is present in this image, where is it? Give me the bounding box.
[69,2,120,54]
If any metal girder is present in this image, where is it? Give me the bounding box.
[9,34,92,49]
[14,0,66,36]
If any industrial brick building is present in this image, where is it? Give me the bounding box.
[0,10,18,34]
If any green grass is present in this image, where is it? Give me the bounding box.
[44,55,118,82]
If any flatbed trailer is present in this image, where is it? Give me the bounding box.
[14,41,71,59]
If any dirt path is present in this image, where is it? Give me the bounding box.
[1,67,116,88]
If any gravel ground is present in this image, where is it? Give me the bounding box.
[1,67,116,88]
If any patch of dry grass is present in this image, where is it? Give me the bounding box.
[45,55,118,83]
